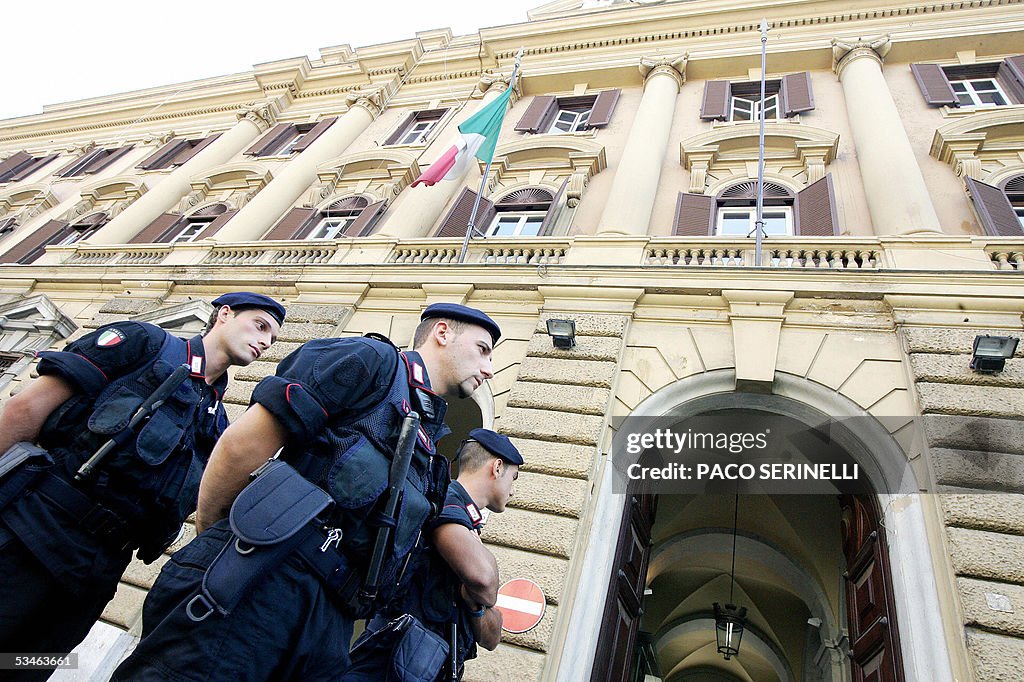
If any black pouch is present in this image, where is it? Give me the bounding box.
[353,614,450,682]
[0,442,53,509]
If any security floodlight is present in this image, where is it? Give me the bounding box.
[546,319,576,349]
[970,335,1018,374]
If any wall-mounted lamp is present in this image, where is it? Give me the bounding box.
[545,318,576,349]
[970,335,1019,374]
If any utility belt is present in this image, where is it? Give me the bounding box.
[351,614,451,682]
[0,442,136,550]
[187,459,367,623]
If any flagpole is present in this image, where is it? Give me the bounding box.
[754,19,769,267]
[457,48,524,264]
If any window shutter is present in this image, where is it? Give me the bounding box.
[137,139,191,170]
[515,96,557,133]
[539,178,569,236]
[85,145,134,174]
[998,56,1024,104]
[244,123,295,156]
[384,113,416,146]
[1,219,69,263]
[264,207,319,240]
[795,174,840,236]
[700,81,731,121]
[200,210,239,239]
[345,201,386,237]
[910,64,957,107]
[131,213,182,243]
[172,133,221,166]
[436,187,495,237]
[781,72,815,116]
[965,177,1022,236]
[0,217,18,235]
[292,118,337,153]
[587,89,621,128]
[53,149,102,178]
[0,151,33,180]
[9,154,58,182]
[673,193,715,236]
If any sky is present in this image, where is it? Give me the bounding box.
[0,1,546,121]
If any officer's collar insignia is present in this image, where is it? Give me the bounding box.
[186,336,207,379]
[466,501,482,526]
[411,362,425,385]
[400,352,435,393]
[417,426,434,453]
[97,328,126,347]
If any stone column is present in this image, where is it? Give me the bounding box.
[596,54,687,236]
[832,36,942,235]
[212,88,383,242]
[376,73,512,239]
[89,102,278,244]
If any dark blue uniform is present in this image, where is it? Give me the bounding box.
[0,321,228,680]
[114,336,452,682]
[344,480,483,681]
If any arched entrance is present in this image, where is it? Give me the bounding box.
[563,371,952,682]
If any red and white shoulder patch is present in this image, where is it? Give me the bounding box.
[97,329,126,348]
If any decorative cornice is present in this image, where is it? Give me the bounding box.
[639,53,687,90]
[406,69,483,85]
[831,35,891,76]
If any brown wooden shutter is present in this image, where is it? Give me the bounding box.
[700,81,731,120]
[781,72,815,116]
[436,187,494,237]
[910,63,957,106]
[292,118,337,153]
[137,139,190,170]
[998,56,1024,104]
[173,133,221,166]
[384,113,416,146]
[201,209,239,239]
[795,175,840,236]
[345,201,386,237]
[672,193,715,235]
[10,154,58,182]
[965,177,1022,236]
[131,213,182,244]
[0,151,33,180]
[0,219,69,263]
[244,123,295,156]
[514,96,557,133]
[587,89,621,128]
[85,145,134,174]
[538,178,569,236]
[53,150,101,177]
[264,207,319,240]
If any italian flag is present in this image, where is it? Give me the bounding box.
[412,87,514,187]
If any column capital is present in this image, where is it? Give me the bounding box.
[476,71,510,96]
[831,35,891,77]
[235,101,278,132]
[343,86,384,118]
[639,53,688,91]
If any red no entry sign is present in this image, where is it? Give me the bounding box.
[495,578,546,634]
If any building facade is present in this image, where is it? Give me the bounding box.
[1,0,1023,680]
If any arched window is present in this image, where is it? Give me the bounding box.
[488,188,553,237]
[263,195,385,241]
[965,174,1024,236]
[671,176,839,237]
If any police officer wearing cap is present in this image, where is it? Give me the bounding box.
[114,303,501,681]
[343,428,522,681]
[0,292,284,679]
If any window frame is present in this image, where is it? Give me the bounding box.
[949,78,1010,107]
[486,212,547,238]
[308,215,358,240]
[386,109,448,147]
[547,106,593,134]
[714,205,794,237]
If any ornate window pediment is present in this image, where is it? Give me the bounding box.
[0,294,77,388]
[484,137,606,210]
[309,149,420,208]
[930,107,1024,181]
[131,300,214,337]
[679,122,839,194]
[177,162,273,213]
[0,185,60,229]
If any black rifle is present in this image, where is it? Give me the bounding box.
[360,411,421,604]
[75,364,192,481]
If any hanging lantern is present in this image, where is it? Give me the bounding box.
[714,602,748,659]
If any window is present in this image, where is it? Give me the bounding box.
[436,186,561,238]
[1,212,109,264]
[672,176,839,237]
[244,118,337,158]
[137,134,221,171]
[53,145,134,178]
[700,73,814,121]
[168,219,210,244]
[965,175,1024,236]
[488,213,546,237]
[384,109,448,146]
[912,57,1024,108]
[515,90,621,134]
[263,196,385,241]
[0,152,58,183]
